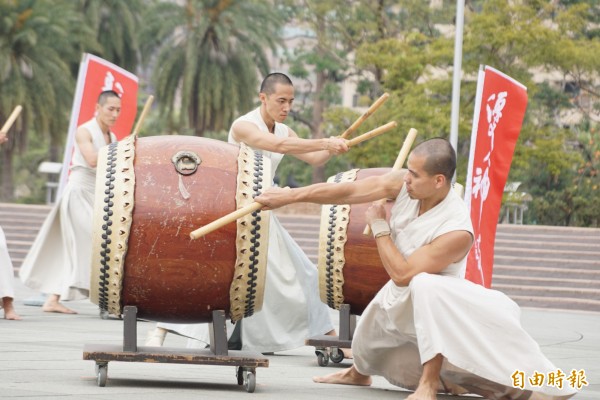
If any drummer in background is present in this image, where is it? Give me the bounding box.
[146,72,351,354]
[0,130,21,320]
[253,138,578,400]
[19,90,121,314]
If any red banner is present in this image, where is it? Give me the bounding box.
[464,66,528,287]
[58,54,138,196]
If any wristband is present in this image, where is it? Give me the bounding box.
[370,219,391,238]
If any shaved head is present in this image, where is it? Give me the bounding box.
[98,90,121,105]
[411,138,456,182]
[260,73,293,95]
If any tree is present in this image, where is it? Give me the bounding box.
[351,0,600,226]
[0,0,93,201]
[76,0,143,73]
[279,0,420,183]
[349,2,462,175]
[139,0,284,135]
[493,0,600,226]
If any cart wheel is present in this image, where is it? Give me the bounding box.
[330,347,344,363]
[96,363,108,387]
[316,351,329,367]
[236,366,244,385]
[244,371,256,393]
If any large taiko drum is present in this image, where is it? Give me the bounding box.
[317,168,393,315]
[90,135,272,324]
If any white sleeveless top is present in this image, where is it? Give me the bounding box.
[71,118,116,170]
[228,107,287,180]
[390,185,474,277]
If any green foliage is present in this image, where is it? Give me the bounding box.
[76,0,143,72]
[350,0,600,226]
[0,0,89,200]
[138,0,284,135]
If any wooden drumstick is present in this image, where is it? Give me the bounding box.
[189,122,397,240]
[347,121,397,147]
[340,93,389,139]
[190,202,263,240]
[131,95,154,136]
[363,128,418,236]
[0,105,23,136]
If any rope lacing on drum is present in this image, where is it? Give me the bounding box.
[98,141,118,312]
[244,151,264,317]
[324,171,345,308]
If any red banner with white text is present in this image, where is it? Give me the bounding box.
[57,54,138,196]
[464,66,528,287]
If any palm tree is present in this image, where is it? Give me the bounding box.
[76,0,143,72]
[0,0,93,201]
[139,0,284,135]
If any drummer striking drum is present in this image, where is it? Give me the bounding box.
[254,137,577,400]
[146,73,350,352]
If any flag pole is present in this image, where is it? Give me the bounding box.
[450,0,465,182]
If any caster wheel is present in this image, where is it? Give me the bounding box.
[236,366,244,386]
[96,363,108,387]
[99,310,109,320]
[317,351,329,367]
[330,347,344,363]
[244,371,256,393]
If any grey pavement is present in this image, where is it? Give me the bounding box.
[1,276,598,400]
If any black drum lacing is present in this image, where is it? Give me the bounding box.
[245,151,265,317]
[324,172,345,308]
[97,142,118,313]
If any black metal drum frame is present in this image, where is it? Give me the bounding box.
[83,306,269,393]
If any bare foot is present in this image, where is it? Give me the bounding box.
[2,298,22,320]
[440,378,468,395]
[42,301,77,314]
[313,366,372,386]
[406,382,438,400]
[4,308,22,320]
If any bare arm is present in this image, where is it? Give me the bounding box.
[366,203,474,286]
[75,126,99,168]
[0,133,7,145]
[255,170,406,209]
[231,121,348,166]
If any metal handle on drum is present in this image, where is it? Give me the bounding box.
[172,151,201,175]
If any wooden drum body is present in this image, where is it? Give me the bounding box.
[90,135,271,323]
[317,168,393,315]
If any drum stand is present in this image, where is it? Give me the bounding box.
[305,304,356,366]
[83,306,269,392]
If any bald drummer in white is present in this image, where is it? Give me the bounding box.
[255,138,577,400]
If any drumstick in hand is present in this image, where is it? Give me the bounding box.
[363,128,418,236]
[190,202,262,240]
[340,93,389,139]
[347,121,397,147]
[131,95,154,136]
[189,122,398,240]
[0,105,23,136]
